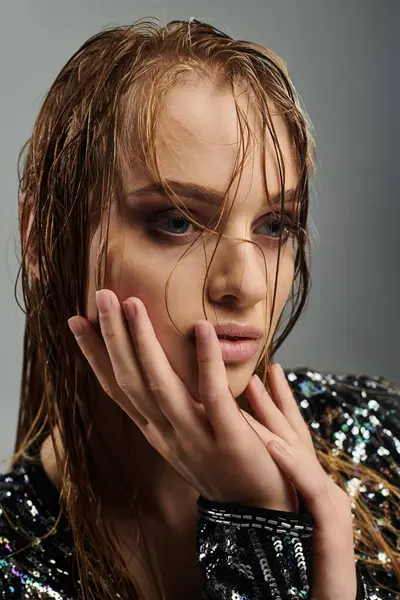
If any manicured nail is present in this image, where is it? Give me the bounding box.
[96,290,111,314]
[253,374,265,390]
[196,320,210,341]
[273,363,286,382]
[68,317,84,338]
[123,299,137,321]
[269,437,292,456]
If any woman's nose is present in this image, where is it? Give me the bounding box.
[206,239,268,310]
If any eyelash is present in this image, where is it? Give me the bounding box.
[149,210,300,245]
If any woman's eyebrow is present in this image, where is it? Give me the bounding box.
[128,180,297,208]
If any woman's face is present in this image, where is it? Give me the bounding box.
[86,79,299,402]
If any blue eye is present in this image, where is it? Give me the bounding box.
[256,219,291,239]
[156,215,192,235]
[150,210,297,244]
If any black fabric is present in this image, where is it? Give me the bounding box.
[1,367,399,599]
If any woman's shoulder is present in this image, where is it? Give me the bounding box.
[0,458,76,599]
[284,366,400,483]
[284,367,400,595]
[284,366,400,404]
[0,457,61,538]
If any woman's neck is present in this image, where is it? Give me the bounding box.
[40,415,203,599]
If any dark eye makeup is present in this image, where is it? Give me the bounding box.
[147,209,299,246]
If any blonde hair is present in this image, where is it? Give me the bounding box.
[6,16,399,599]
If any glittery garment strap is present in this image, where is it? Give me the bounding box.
[196,494,398,600]
[197,495,313,600]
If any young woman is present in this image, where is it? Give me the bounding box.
[0,17,399,600]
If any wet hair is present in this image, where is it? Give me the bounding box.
[7,16,399,599]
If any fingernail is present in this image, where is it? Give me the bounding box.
[253,374,265,390]
[269,438,292,456]
[96,290,111,314]
[273,363,286,382]
[196,320,209,341]
[68,317,83,338]
[123,299,137,321]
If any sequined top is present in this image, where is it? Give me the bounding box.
[0,367,399,599]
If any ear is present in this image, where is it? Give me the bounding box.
[19,193,39,280]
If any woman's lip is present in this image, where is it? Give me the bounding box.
[190,336,261,363]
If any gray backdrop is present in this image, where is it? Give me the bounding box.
[1,0,399,470]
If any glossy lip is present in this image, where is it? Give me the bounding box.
[217,337,261,363]
[190,322,262,341]
[213,322,262,339]
[189,322,263,363]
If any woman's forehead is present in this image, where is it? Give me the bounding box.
[152,80,297,192]
[157,79,294,152]
[121,80,298,206]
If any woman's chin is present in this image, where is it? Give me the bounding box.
[225,368,255,400]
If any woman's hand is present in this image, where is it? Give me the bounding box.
[243,364,357,600]
[67,289,297,512]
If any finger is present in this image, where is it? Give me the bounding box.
[123,296,203,433]
[268,364,316,455]
[67,315,147,429]
[245,374,301,448]
[95,290,170,429]
[267,437,337,514]
[195,320,245,440]
[239,409,277,446]
[267,438,356,599]
[267,434,355,586]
